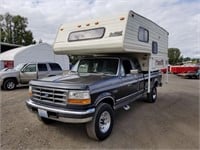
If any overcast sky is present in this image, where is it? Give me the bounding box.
[0,0,199,57]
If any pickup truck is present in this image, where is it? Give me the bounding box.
[0,62,63,90]
[26,56,162,140]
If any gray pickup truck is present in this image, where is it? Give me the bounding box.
[26,56,162,140]
[0,62,63,90]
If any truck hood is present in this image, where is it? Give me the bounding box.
[31,72,116,90]
[39,73,112,85]
[0,69,19,78]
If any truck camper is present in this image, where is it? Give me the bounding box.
[26,10,169,140]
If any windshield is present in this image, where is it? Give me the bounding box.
[14,63,26,71]
[72,58,119,75]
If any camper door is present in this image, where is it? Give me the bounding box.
[20,64,37,84]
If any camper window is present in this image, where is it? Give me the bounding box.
[138,27,149,42]
[68,27,105,42]
[152,41,158,54]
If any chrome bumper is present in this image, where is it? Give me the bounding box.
[26,99,95,123]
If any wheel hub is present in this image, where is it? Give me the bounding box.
[7,82,15,89]
[99,111,111,133]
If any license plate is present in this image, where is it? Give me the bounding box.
[38,109,48,118]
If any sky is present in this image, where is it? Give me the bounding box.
[0,0,199,58]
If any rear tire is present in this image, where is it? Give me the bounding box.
[86,103,114,141]
[146,86,157,103]
[3,79,16,90]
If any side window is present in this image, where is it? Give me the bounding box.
[122,60,132,74]
[138,27,149,42]
[49,63,62,71]
[23,64,36,72]
[38,64,48,72]
[152,41,158,54]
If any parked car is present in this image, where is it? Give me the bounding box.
[0,62,63,90]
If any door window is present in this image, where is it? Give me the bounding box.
[23,64,36,72]
[122,60,132,75]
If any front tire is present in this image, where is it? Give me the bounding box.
[86,103,114,141]
[3,79,16,90]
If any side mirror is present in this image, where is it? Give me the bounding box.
[130,69,138,74]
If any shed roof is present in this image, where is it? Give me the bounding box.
[0,43,51,60]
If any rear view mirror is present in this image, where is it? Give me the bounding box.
[130,69,138,74]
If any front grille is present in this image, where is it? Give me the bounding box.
[32,86,68,105]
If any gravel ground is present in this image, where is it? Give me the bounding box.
[0,74,199,149]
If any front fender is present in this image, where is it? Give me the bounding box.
[94,92,115,107]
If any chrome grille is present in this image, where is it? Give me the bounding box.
[32,86,68,105]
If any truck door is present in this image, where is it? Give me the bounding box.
[122,60,139,94]
[116,59,139,100]
[37,63,49,79]
[131,58,145,92]
[20,64,37,84]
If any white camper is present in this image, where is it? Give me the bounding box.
[54,10,168,72]
[0,43,69,70]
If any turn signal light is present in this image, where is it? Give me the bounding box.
[68,99,91,105]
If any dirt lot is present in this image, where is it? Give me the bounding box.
[0,74,199,149]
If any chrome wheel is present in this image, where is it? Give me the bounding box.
[99,111,111,133]
[86,103,114,141]
[7,81,15,90]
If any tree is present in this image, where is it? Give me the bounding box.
[183,57,191,62]
[168,48,181,65]
[0,12,35,45]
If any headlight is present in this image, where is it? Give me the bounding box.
[68,90,91,105]
[29,86,32,97]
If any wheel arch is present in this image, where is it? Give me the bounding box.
[153,79,159,87]
[3,77,18,84]
[94,93,115,109]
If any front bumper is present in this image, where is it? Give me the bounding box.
[26,99,95,123]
